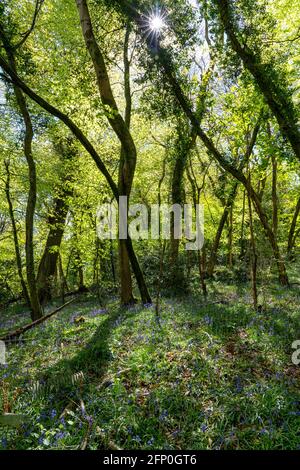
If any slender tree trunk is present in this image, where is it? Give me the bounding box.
[186,162,208,297]
[109,239,116,287]
[58,253,67,304]
[227,204,234,268]
[287,197,300,258]
[257,175,267,202]
[207,183,238,277]
[4,160,31,307]
[271,154,278,239]
[240,188,246,259]
[247,169,258,310]
[250,187,289,286]
[77,252,85,291]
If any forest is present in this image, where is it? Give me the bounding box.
[0,0,299,452]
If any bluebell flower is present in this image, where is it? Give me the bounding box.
[1,438,8,449]
[159,410,168,421]
[203,315,213,326]
[234,376,243,393]
[259,428,268,435]
[90,308,107,317]
[86,415,93,425]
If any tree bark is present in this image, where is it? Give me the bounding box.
[287,197,300,258]
[37,194,70,304]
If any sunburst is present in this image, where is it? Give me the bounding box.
[140,6,168,44]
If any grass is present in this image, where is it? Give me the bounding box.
[0,277,299,450]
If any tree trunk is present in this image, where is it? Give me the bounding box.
[247,169,258,310]
[271,154,278,239]
[37,137,75,304]
[4,160,31,307]
[239,188,246,259]
[227,204,233,268]
[170,127,196,284]
[37,194,70,304]
[287,197,300,258]
[117,25,135,304]
[119,239,134,304]
[207,183,238,277]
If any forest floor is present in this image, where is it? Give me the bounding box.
[0,271,300,450]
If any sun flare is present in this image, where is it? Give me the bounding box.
[149,15,165,32]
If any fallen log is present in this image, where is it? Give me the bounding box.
[0,298,76,342]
